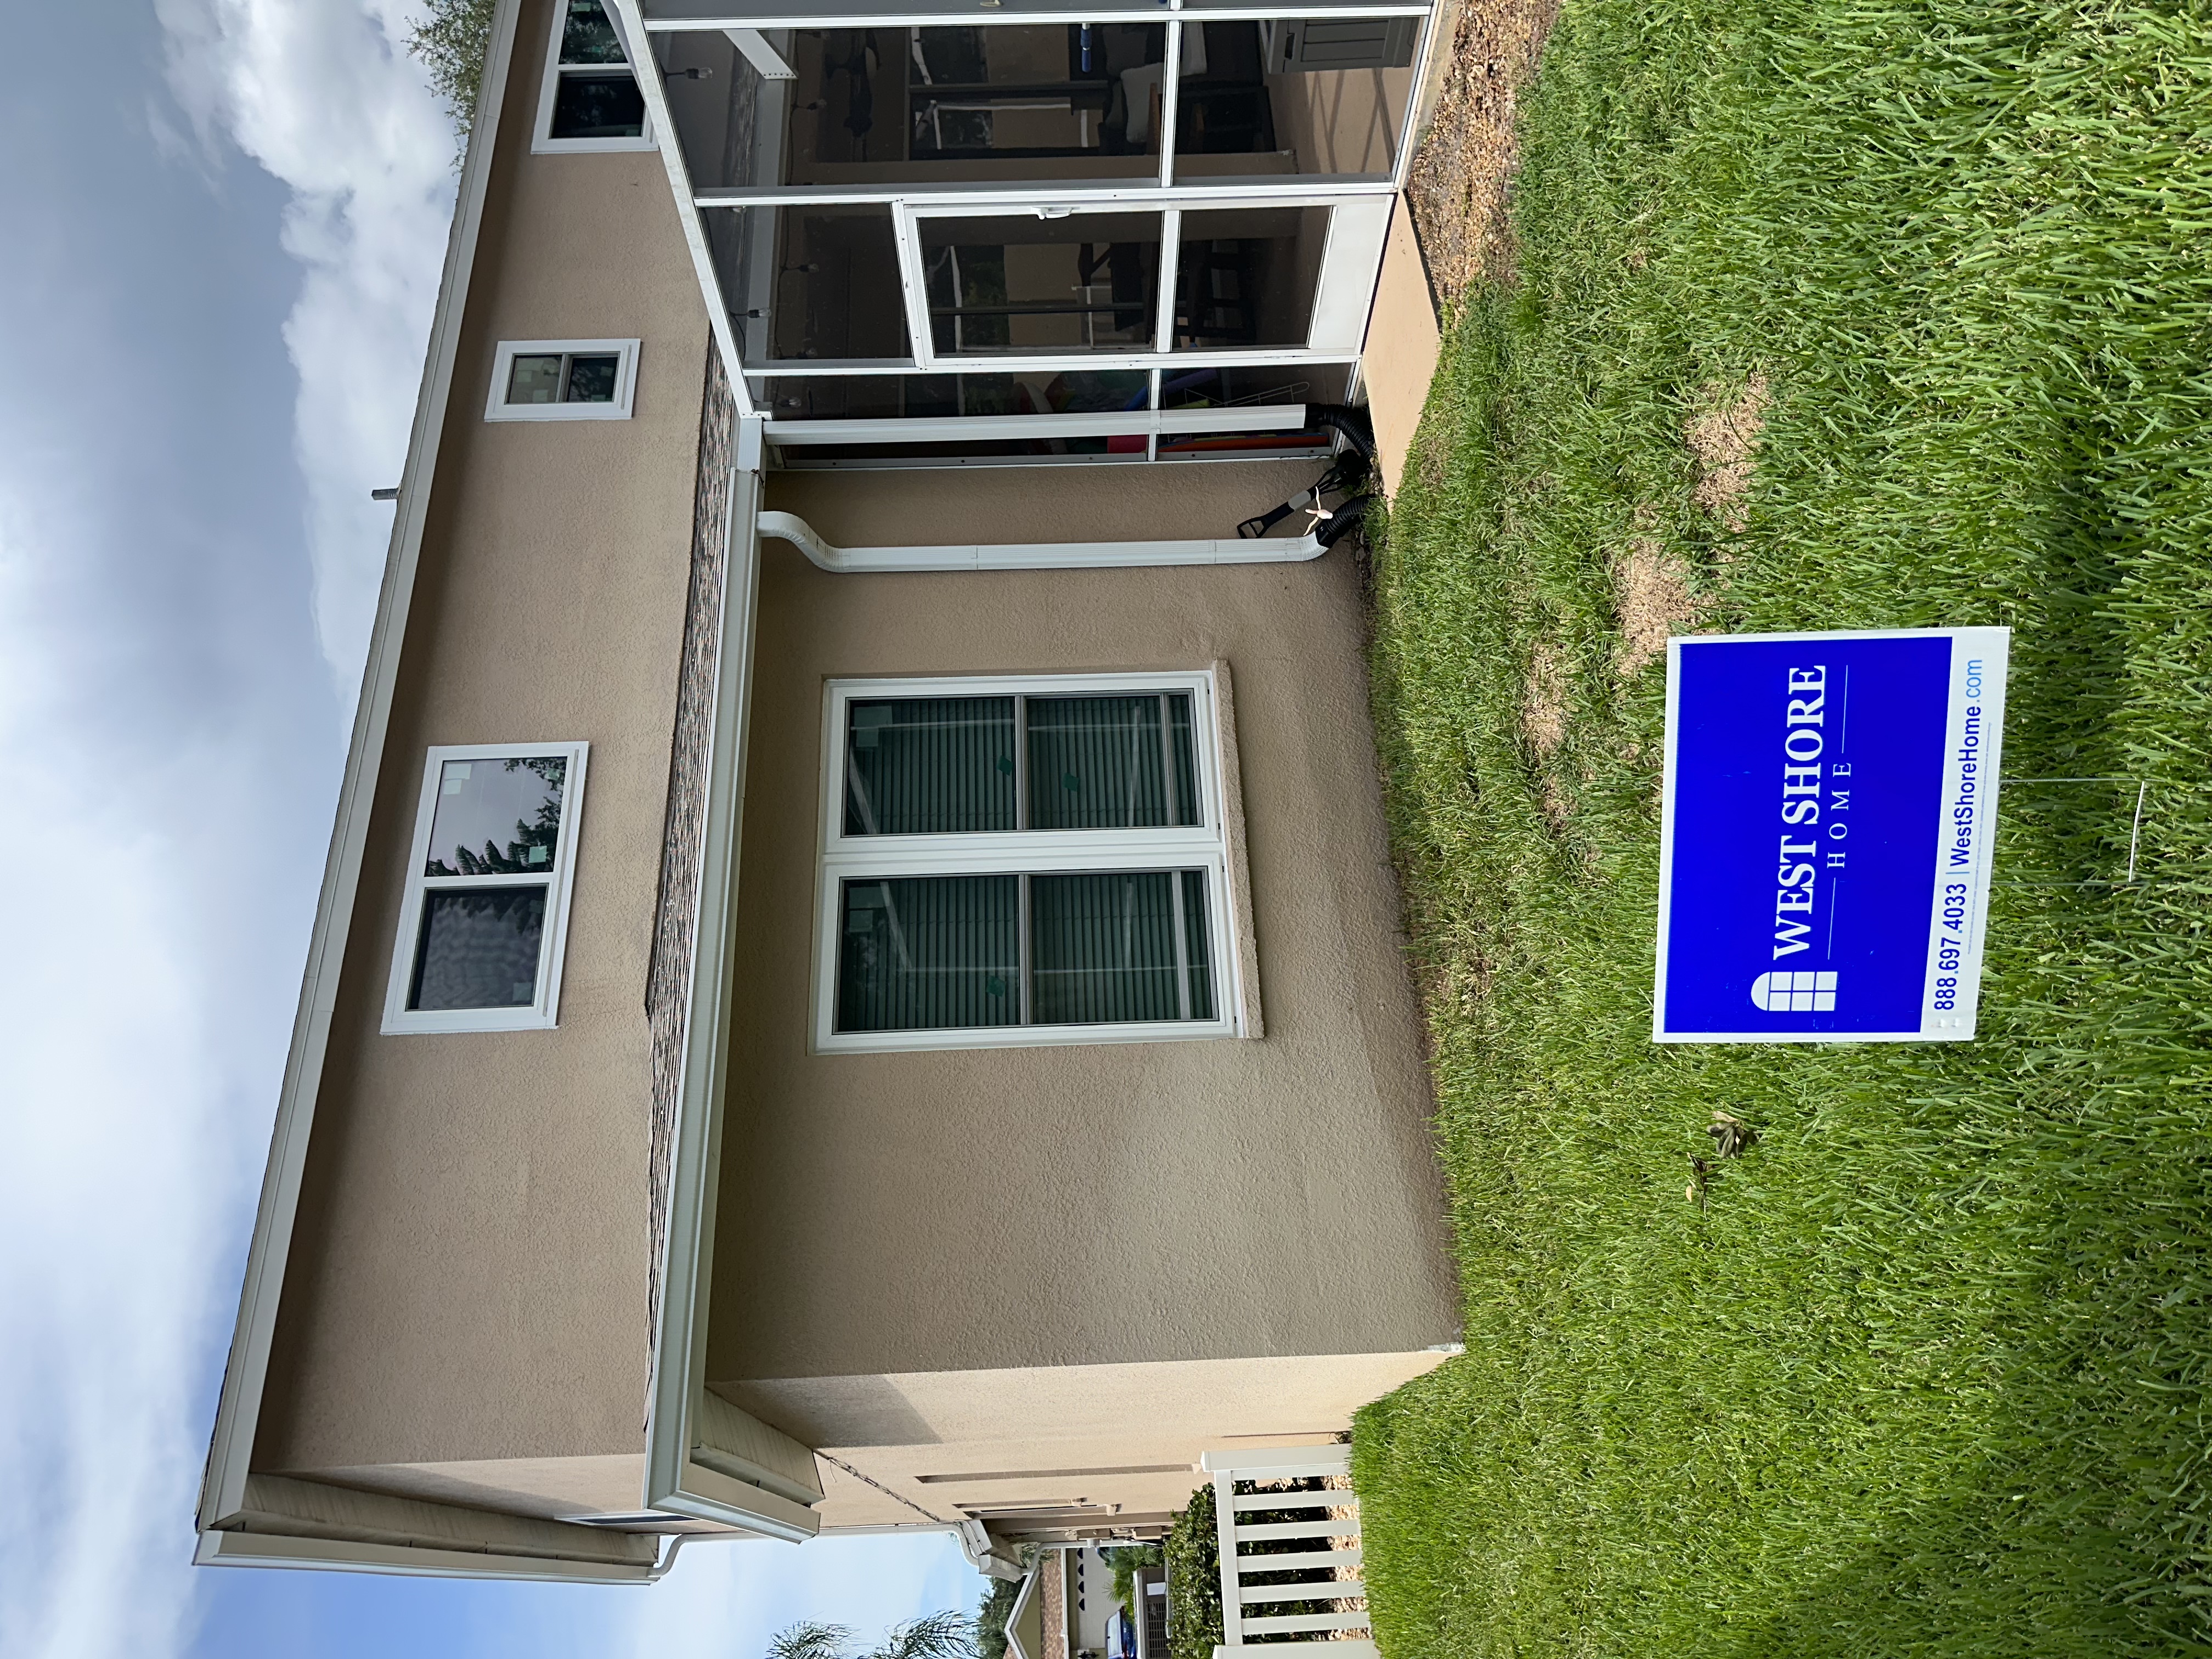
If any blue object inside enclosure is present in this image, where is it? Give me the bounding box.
[1663,635,1952,1036]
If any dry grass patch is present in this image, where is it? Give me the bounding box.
[1521,635,1572,757]
[1404,0,1562,302]
[1612,534,1708,677]
[1685,372,1770,530]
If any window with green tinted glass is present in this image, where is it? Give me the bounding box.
[842,691,1199,836]
[536,0,650,150]
[844,697,1018,834]
[822,676,1233,1046]
[505,351,620,406]
[488,340,638,421]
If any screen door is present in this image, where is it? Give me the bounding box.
[896,195,1390,365]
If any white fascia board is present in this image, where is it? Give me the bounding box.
[195,0,525,1541]
[606,0,754,414]
[641,467,799,1537]
[195,1528,661,1584]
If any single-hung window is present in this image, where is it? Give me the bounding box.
[815,673,1244,1052]
[384,742,589,1034]
[486,340,640,421]
[534,0,653,152]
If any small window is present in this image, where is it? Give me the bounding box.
[534,0,653,153]
[486,339,640,421]
[384,743,589,1034]
[815,674,1242,1052]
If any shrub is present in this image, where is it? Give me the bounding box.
[1163,1485,1221,1659]
[975,1573,1020,1659]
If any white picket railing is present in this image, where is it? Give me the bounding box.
[1203,1444,1375,1659]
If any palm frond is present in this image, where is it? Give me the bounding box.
[768,1621,856,1659]
[870,1609,978,1659]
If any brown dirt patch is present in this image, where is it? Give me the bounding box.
[1614,534,1709,678]
[1685,373,1770,531]
[1522,635,1571,759]
[1403,0,1563,303]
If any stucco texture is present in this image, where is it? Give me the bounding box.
[253,0,706,1486]
[706,484,1462,1390]
[729,1353,1450,1534]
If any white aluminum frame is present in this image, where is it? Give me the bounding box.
[695,178,1398,206]
[484,338,642,421]
[744,346,1359,375]
[382,741,591,1035]
[640,6,1431,35]
[763,403,1309,444]
[612,0,1438,419]
[891,193,1382,368]
[535,0,659,154]
[813,672,1246,1053]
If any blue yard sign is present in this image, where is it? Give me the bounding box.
[1655,627,2010,1043]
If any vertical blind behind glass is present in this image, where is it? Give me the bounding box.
[1029,870,1214,1024]
[843,691,1199,835]
[845,697,1018,835]
[1026,693,1199,830]
[836,870,1214,1032]
[838,875,1020,1032]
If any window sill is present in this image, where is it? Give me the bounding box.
[382,1006,561,1036]
[531,135,657,155]
[814,1018,1243,1056]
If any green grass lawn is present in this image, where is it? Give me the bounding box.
[1351,1,2212,1654]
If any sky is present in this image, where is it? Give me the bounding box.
[0,2,970,1654]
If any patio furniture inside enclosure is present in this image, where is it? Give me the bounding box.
[628,0,1435,466]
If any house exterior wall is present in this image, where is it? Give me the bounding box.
[222,0,1462,1559]
[249,0,705,1511]
[704,498,1462,1386]
[726,1354,1447,1537]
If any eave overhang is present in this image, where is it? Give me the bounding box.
[195,0,556,1576]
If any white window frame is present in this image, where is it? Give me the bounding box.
[485,338,641,421]
[534,0,656,154]
[813,672,1246,1053]
[383,741,590,1035]
[889,193,1391,371]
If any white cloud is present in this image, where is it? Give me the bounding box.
[0,8,455,1656]
[0,491,245,1659]
[156,0,456,701]
[0,13,978,1658]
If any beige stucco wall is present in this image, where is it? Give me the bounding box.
[1363,196,1443,495]
[246,0,1455,1543]
[727,1352,1449,1534]
[766,462,1322,549]
[253,0,705,1505]
[707,478,1462,1393]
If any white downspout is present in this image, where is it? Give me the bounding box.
[756,511,1326,573]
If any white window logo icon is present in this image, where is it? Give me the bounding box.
[1751,970,1836,1012]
